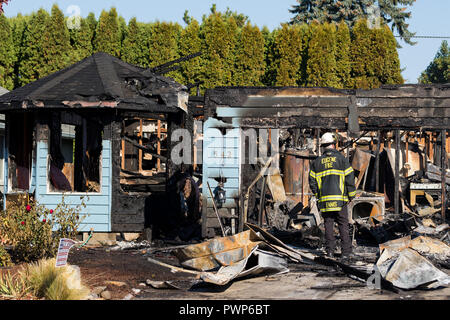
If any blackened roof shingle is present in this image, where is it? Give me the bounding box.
[0,52,188,113]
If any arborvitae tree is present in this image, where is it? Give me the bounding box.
[350,19,403,89]
[41,5,71,76]
[334,20,351,88]
[118,15,127,46]
[306,22,338,87]
[377,24,403,85]
[121,17,149,67]
[261,26,277,86]
[223,16,238,86]
[0,14,16,90]
[223,7,249,28]
[200,11,238,89]
[350,19,379,89]
[289,0,416,45]
[234,22,265,86]
[179,18,203,92]
[148,21,182,81]
[419,41,450,84]
[69,17,94,63]
[18,9,49,86]
[274,24,304,86]
[93,8,121,57]
[86,12,97,38]
[9,14,27,88]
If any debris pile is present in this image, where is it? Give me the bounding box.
[375,235,450,289]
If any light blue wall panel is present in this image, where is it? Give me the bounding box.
[35,140,112,232]
[202,119,241,209]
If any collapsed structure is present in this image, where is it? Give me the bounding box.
[199,85,450,243]
[0,53,448,248]
[0,52,190,233]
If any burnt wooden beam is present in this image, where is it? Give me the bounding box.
[375,130,381,193]
[395,129,400,215]
[441,129,447,221]
[121,136,167,161]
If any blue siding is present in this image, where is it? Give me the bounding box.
[34,140,112,232]
[202,119,241,208]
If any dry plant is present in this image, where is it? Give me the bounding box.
[0,258,89,300]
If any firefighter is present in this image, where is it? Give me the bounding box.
[309,132,356,260]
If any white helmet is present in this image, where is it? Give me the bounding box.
[320,132,337,146]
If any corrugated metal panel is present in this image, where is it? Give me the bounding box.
[35,140,112,232]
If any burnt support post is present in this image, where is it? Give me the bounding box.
[441,129,447,221]
[424,130,429,172]
[258,176,267,227]
[375,130,381,193]
[316,128,320,156]
[394,129,400,215]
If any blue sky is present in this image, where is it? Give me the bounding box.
[3,0,450,83]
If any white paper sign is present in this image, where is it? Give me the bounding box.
[55,238,77,267]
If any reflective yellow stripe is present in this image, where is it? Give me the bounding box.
[315,169,345,178]
[309,170,316,179]
[344,167,354,176]
[348,190,357,197]
[320,207,342,212]
[318,195,349,202]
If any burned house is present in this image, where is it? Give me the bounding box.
[0,52,190,234]
[199,85,450,240]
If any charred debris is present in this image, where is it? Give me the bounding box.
[0,52,449,290]
[194,85,450,252]
[137,84,450,293]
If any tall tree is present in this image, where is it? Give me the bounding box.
[289,0,416,45]
[274,23,304,86]
[17,9,49,86]
[419,41,450,84]
[41,5,71,76]
[179,18,203,92]
[306,22,338,87]
[234,22,265,86]
[86,12,97,38]
[69,17,94,63]
[200,10,238,88]
[9,14,27,88]
[93,8,121,57]
[261,26,278,86]
[334,20,351,88]
[0,13,15,90]
[148,21,182,81]
[121,17,149,67]
[350,19,403,89]
[377,24,403,85]
[350,18,378,88]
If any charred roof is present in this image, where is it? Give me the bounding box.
[0,52,188,113]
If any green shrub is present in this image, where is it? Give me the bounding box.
[0,194,87,263]
[0,245,12,267]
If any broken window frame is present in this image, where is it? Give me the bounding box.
[120,116,168,175]
[6,112,35,194]
[47,112,104,194]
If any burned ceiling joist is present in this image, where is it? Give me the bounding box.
[205,84,450,131]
